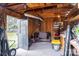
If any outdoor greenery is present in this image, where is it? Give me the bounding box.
[7,16,18,32]
[7,16,19,48]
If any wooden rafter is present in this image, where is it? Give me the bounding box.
[5,3,23,7]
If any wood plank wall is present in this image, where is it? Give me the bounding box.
[28,18,40,37]
[40,18,53,33]
[28,18,54,37]
[0,7,6,30]
[28,17,69,38]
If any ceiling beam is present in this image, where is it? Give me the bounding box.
[67,5,78,17]
[0,5,26,19]
[27,8,72,18]
[26,5,73,12]
[25,5,57,12]
[5,3,23,7]
[24,13,43,21]
[6,8,23,15]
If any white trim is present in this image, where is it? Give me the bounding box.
[24,13,43,21]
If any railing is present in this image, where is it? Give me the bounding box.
[8,40,16,48]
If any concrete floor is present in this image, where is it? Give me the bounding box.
[16,42,63,56]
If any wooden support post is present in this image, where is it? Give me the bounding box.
[0,7,6,30]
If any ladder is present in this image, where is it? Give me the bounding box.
[64,25,72,56]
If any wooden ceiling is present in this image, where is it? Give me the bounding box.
[0,3,78,20]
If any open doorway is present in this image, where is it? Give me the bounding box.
[6,15,19,49]
[6,15,28,50]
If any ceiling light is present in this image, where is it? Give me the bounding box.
[67,11,70,13]
[58,15,60,18]
[65,13,68,16]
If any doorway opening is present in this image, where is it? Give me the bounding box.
[6,15,28,50]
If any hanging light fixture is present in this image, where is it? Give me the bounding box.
[58,15,60,18]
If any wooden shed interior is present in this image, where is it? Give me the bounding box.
[0,3,79,38]
[1,3,79,56]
